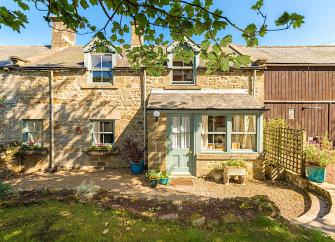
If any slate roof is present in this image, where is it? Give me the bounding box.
[2,43,335,69]
[231,45,335,64]
[147,89,266,110]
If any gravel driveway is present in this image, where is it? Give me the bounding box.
[3,168,308,220]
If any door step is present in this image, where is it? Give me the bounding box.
[169,176,195,186]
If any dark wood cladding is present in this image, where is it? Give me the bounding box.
[264,103,329,138]
[265,66,335,101]
[264,66,335,140]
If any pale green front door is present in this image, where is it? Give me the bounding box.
[167,114,193,174]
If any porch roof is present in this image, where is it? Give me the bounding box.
[147,89,267,111]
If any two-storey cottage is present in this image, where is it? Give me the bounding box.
[0,18,267,178]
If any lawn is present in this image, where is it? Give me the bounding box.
[0,200,333,242]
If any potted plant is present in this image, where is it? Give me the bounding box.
[159,171,170,185]
[120,137,144,175]
[21,142,48,156]
[146,169,161,188]
[86,144,119,156]
[221,159,247,185]
[305,143,333,183]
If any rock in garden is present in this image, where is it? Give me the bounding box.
[172,200,183,206]
[221,213,240,224]
[190,213,206,227]
[159,213,179,220]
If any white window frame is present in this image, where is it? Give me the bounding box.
[22,119,43,145]
[87,53,114,84]
[90,120,115,145]
[231,114,257,151]
[171,56,196,85]
[201,115,227,151]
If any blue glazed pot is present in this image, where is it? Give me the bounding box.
[159,178,169,185]
[150,179,159,188]
[306,166,326,183]
[130,161,144,175]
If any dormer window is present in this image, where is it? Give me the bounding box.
[167,37,201,86]
[89,53,113,83]
[172,56,196,84]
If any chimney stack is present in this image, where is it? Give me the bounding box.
[50,16,76,49]
[130,22,143,46]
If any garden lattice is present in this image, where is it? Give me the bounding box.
[264,127,307,176]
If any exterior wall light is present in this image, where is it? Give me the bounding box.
[153,111,160,123]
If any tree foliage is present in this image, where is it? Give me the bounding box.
[1,0,304,74]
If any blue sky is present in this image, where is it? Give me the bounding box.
[1,0,335,47]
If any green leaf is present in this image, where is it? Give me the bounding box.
[220,35,232,47]
[275,12,290,26]
[201,40,211,50]
[236,55,251,66]
[251,0,264,10]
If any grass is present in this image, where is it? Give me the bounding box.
[0,200,333,242]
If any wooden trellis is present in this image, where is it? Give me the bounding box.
[264,127,307,176]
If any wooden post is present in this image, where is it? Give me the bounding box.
[301,129,307,178]
[49,70,54,171]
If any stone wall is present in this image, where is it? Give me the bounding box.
[0,69,144,169]
[1,67,264,171]
[195,153,265,180]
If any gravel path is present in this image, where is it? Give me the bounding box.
[3,168,308,220]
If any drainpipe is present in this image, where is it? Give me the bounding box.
[49,70,54,171]
[143,69,147,166]
[252,70,256,99]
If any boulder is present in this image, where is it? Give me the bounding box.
[159,213,179,221]
[221,213,241,224]
[190,213,206,227]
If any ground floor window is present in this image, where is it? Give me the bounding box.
[202,115,226,151]
[201,114,258,152]
[90,120,115,145]
[22,120,43,145]
[231,115,256,150]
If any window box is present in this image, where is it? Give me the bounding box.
[20,147,48,156]
[85,145,120,156]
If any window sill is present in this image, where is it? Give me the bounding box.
[164,85,201,90]
[81,84,119,90]
[196,152,260,161]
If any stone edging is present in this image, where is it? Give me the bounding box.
[285,170,335,238]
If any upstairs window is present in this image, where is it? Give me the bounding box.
[172,56,195,85]
[90,120,115,145]
[89,54,113,84]
[22,120,43,145]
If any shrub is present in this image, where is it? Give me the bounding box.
[146,169,161,180]
[120,137,143,163]
[74,181,101,200]
[0,180,12,199]
[221,158,246,167]
[305,144,333,167]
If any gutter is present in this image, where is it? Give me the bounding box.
[143,69,147,166]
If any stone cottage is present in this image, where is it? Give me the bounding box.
[0,19,267,178]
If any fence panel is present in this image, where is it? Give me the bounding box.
[264,127,307,176]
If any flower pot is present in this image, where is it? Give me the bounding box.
[159,178,169,185]
[130,161,144,175]
[306,165,326,183]
[150,179,159,188]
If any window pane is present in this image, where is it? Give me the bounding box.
[101,71,113,83]
[92,71,101,82]
[101,55,112,68]
[91,55,102,68]
[184,69,193,82]
[172,134,179,148]
[172,117,180,133]
[232,115,256,132]
[181,133,190,149]
[214,134,225,150]
[181,116,190,133]
[173,69,183,82]
[214,116,226,132]
[103,134,114,144]
[232,134,256,150]
[103,122,114,132]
